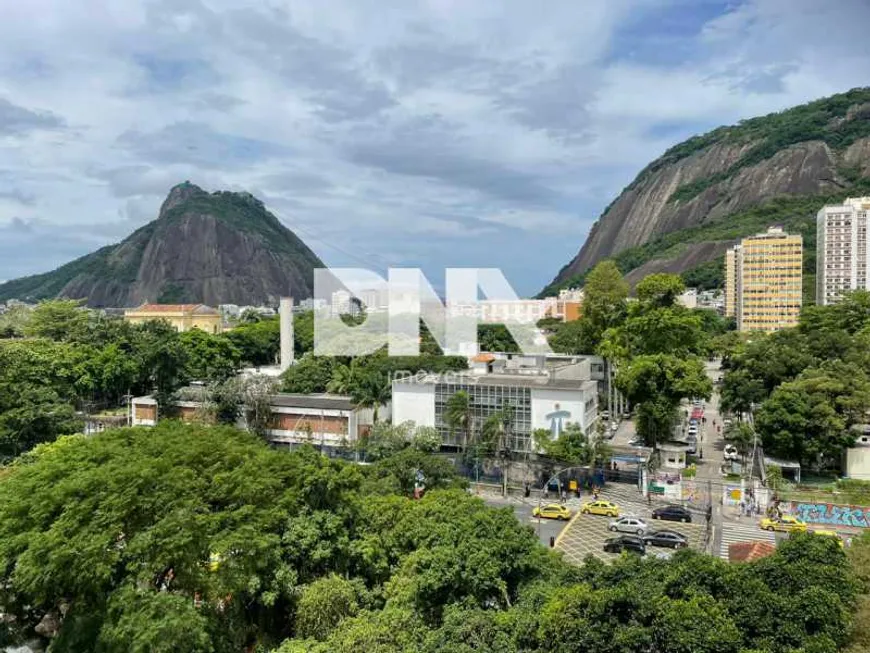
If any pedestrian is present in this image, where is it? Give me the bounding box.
[560,490,567,504]
[647,493,652,507]
[738,499,745,517]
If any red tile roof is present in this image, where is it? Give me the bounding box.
[471,353,496,363]
[728,540,776,563]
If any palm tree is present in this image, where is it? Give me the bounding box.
[327,360,360,394]
[481,404,515,496]
[351,372,391,423]
[445,390,473,452]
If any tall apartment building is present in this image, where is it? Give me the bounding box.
[725,227,802,332]
[725,247,739,318]
[816,197,870,305]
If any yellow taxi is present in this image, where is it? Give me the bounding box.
[580,500,620,518]
[811,529,844,548]
[532,503,572,520]
[759,515,807,533]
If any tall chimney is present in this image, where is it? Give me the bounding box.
[280,297,294,371]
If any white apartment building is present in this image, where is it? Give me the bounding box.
[817,197,870,305]
[392,357,599,454]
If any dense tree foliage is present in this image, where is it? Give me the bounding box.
[0,418,862,652]
[721,292,870,467]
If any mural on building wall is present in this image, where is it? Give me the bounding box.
[788,502,870,528]
[546,403,572,437]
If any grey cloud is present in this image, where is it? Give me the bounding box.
[116,122,292,169]
[0,98,64,135]
[222,7,395,122]
[259,172,335,194]
[92,166,186,198]
[496,63,601,138]
[0,188,36,206]
[347,139,557,206]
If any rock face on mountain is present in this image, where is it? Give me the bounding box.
[547,88,870,291]
[0,183,325,307]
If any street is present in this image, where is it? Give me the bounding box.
[479,492,570,547]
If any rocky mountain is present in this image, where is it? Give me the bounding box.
[0,182,325,307]
[544,87,870,296]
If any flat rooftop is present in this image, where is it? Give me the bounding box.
[393,371,597,392]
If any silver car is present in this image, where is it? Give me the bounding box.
[608,516,648,536]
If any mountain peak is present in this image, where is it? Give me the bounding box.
[0,183,324,307]
[159,181,207,215]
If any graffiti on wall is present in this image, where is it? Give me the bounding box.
[788,502,870,528]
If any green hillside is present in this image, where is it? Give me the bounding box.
[542,177,870,303]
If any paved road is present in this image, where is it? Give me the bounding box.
[479,493,569,547]
[556,484,706,563]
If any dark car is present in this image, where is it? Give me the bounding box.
[651,505,693,523]
[603,535,646,555]
[644,529,689,549]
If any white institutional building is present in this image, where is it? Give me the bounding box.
[816,196,870,305]
[392,355,600,455]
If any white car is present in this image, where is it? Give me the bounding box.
[723,444,739,461]
[608,516,648,536]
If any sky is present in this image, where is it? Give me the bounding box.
[1,0,869,296]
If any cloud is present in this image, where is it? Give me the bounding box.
[0,0,868,295]
[0,98,64,135]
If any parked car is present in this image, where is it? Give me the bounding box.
[759,515,807,533]
[532,503,572,520]
[581,500,620,517]
[723,444,739,461]
[644,529,689,549]
[609,516,648,535]
[611,421,619,432]
[628,438,644,448]
[651,505,693,523]
[603,535,646,555]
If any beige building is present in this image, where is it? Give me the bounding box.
[725,247,739,318]
[124,303,223,333]
[726,227,802,332]
[816,197,870,305]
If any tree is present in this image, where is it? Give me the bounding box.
[0,383,81,461]
[444,390,473,452]
[225,318,280,366]
[755,365,870,467]
[0,423,364,651]
[549,319,598,355]
[179,328,241,383]
[616,355,712,446]
[351,372,391,423]
[651,595,741,653]
[720,369,767,418]
[23,299,89,342]
[240,375,279,436]
[295,575,360,641]
[0,303,32,338]
[478,324,520,353]
[281,354,336,394]
[327,360,361,394]
[726,422,756,462]
[582,260,629,336]
[635,273,685,309]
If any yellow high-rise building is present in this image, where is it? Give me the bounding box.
[733,227,802,332]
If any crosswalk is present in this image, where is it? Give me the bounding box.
[718,520,777,560]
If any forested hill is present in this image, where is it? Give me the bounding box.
[543,87,870,298]
[0,182,325,307]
